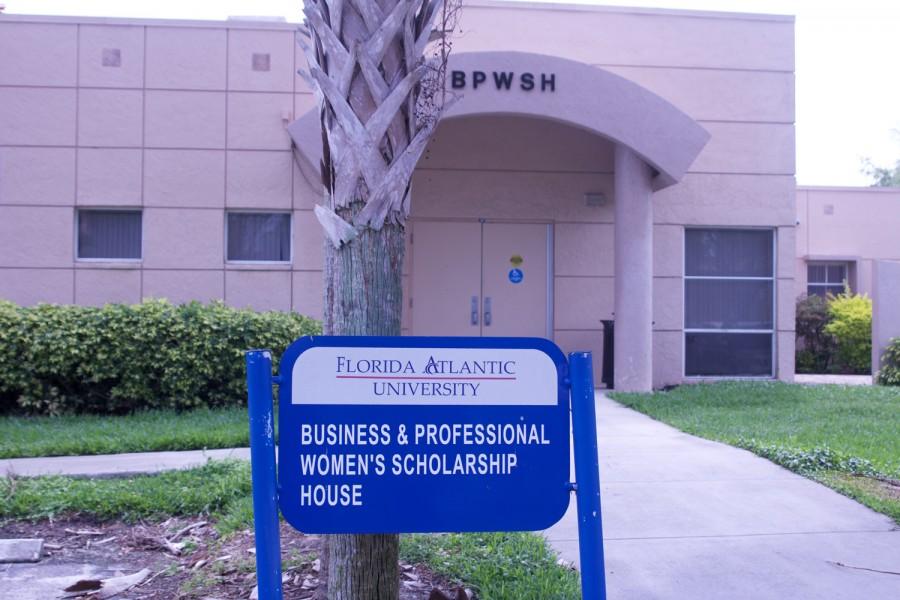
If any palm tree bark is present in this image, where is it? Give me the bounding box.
[321,204,403,600]
[297,0,454,598]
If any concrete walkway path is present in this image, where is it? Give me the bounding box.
[544,393,900,599]
[794,373,873,386]
[1,447,251,478]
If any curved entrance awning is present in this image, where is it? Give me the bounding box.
[289,51,709,190]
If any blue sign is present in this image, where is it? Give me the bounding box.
[246,344,606,599]
[508,268,524,284]
[277,336,570,534]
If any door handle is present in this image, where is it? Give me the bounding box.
[484,296,492,326]
[471,296,479,326]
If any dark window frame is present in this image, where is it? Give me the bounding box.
[225,211,293,263]
[76,208,143,261]
[683,228,776,378]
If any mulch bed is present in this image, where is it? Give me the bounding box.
[0,517,469,599]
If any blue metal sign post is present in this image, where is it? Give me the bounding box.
[569,351,608,599]
[245,350,283,600]
[245,337,606,600]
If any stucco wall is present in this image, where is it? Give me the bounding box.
[410,116,616,376]
[412,2,797,386]
[0,2,796,386]
[872,260,900,379]
[0,15,320,314]
[796,186,900,299]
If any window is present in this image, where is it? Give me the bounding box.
[807,262,848,297]
[226,212,291,262]
[684,229,774,377]
[77,209,142,260]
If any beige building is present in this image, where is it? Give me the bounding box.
[796,186,900,298]
[0,2,804,390]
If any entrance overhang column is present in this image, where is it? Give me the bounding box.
[614,145,654,392]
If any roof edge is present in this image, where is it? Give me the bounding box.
[466,1,795,23]
[0,1,795,27]
[798,185,900,193]
[0,13,300,29]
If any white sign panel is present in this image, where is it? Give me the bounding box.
[292,346,557,406]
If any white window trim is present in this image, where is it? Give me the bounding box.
[682,226,777,379]
[74,207,143,263]
[224,210,293,265]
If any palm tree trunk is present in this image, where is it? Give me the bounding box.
[321,203,403,599]
[298,0,455,597]
[324,532,400,599]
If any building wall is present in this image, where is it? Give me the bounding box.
[409,116,617,375]
[0,15,321,314]
[872,260,900,378]
[0,2,796,387]
[796,186,900,299]
[409,2,797,386]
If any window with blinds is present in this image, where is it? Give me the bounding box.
[684,228,775,377]
[226,212,291,262]
[807,262,848,297]
[77,209,142,260]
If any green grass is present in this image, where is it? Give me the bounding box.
[613,381,900,521]
[401,532,580,600]
[815,472,900,523]
[0,406,259,458]
[214,494,256,537]
[1,460,580,599]
[0,459,252,522]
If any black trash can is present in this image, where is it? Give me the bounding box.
[600,320,614,389]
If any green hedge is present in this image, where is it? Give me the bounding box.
[0,300,320,415]
[824,291,872,374]
[795,294,835,373]
[795,291,872,375]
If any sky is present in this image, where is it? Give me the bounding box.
[4,0,900,187]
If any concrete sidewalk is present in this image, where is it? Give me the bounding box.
[794,373,873,386]
[544,394,900,599]
[1,447,251,478]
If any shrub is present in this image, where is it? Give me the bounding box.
[0,300,320,415]
[824,291,872,374]
[876,337,900,386]
[795,294,835,373]
[736,439,879,477]
[0,301,22,413]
